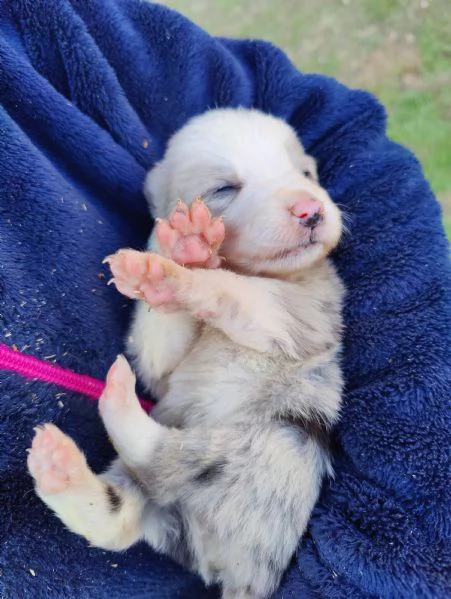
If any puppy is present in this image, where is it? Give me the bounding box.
[28,108,344,599]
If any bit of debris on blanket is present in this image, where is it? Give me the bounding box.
[143,139,149,149]
[29,568,36,577]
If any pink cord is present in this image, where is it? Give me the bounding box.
[0,343,153,412]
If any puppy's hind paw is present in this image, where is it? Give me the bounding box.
[99,357,161,464]
[27,424,89,497]
[99,355,138,418]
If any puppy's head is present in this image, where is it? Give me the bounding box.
[145,108,342,275]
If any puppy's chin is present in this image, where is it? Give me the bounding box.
[222,218,342,277]
[223,240,333,278]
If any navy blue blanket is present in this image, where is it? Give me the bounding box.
[1,1,450,597]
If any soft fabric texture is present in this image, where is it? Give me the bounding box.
[0,1,450,597]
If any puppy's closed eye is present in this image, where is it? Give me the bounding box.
[205,183,242,212]
[213,183,242,195]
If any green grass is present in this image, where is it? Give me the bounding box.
[362,0,401,23]
[382,90,451,193]
[384,88,451,237]
[419,11,451,75]
[159,0,451,236]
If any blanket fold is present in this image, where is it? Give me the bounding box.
[1,1,450,597]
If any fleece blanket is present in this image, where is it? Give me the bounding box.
[0,1,450,598]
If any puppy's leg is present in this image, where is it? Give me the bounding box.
[98,355,164,464]
[28,428,183,554]
[28,426,145,551]
[99,356,230,501]
[28,355,189,554]
[99,357,310,597]
[99,358,303,597]
[125,200,225,390]
[107,251,300,357]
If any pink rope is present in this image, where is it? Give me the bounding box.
[0,343,153,413]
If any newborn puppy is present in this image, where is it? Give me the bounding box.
[28,109,344,599]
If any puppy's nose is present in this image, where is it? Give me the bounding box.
[290,194,324,228]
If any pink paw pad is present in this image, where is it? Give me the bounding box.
[104,250,173,305]
[156,198,225,268]
[27,424,86,495]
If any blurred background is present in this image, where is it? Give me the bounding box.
[158,0,451,236]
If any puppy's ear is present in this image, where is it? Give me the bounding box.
[143,161,169,218]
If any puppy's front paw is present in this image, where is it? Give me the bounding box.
[157,198,225,268]
[104,250,185,310]
[27,424,89,497]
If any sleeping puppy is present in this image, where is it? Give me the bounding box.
[28,108,344,599]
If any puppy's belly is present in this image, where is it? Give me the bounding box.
[152,326,341,431]
[152,328,275,428]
